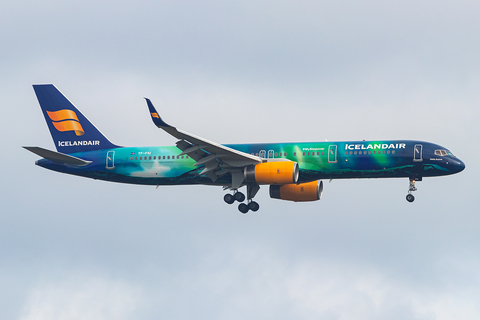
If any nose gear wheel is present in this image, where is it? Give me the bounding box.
[406,177,419,203]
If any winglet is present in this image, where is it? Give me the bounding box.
[145,98,172,128]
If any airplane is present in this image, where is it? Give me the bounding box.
[24,84,465,213]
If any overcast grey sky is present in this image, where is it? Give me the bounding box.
[1,1,479,319]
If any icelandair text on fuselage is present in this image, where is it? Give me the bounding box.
[345,143,406,150]
[58,140,100,147]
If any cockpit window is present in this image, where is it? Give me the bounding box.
[435,149,455,157]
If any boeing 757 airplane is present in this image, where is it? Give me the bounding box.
[24,84,465,213]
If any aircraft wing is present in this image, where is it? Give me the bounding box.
[145,98,262,187]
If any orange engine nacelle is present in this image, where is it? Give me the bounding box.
[269,180,323,202]
[244,161,299,185]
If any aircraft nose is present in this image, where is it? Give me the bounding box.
[451,158,465,173]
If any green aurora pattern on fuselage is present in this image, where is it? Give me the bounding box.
[37,139,462,186]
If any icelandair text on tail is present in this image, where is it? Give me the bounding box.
[59,140,100,147]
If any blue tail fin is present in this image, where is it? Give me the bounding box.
[33,84,118,154]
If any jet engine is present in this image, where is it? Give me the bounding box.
[244,161,299,185]
[269,180,323,202]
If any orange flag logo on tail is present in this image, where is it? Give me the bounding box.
[151,112,159,119]
[46,110,84,136]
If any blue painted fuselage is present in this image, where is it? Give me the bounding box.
[37,140,465,186]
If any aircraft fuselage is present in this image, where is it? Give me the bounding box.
[36,140,465,186]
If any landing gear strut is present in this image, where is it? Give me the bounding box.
[224,183,261,213]
[406,177,420,203]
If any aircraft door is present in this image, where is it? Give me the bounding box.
[328,145,337,163]
[106,151,115,169]
[259,150,266,158]
[413,144,423,162]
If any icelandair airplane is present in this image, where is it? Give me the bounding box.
[24,84,465,213]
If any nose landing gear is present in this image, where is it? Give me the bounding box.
[406,177,420,203]
[406,193,415,202]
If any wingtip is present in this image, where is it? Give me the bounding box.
[145,98,172,128]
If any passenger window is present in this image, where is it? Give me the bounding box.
[294,152,296,156]
[130,157,133,160]
[354,151,357,155]
[345,151,348,155]
[167,156,170,159]
[392,150,395,154]
[349,151,353,155]
[135,157,137,160]
[275,153,278,157]
[387,150,390,154]
[322,152,324,156]
[368,151,371,154]
[149,156,152,160]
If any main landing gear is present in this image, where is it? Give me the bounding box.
[223,192,245,204]
[224,184,260,213]
[406,177,420,203]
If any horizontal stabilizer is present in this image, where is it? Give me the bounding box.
[23,146,92,166]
